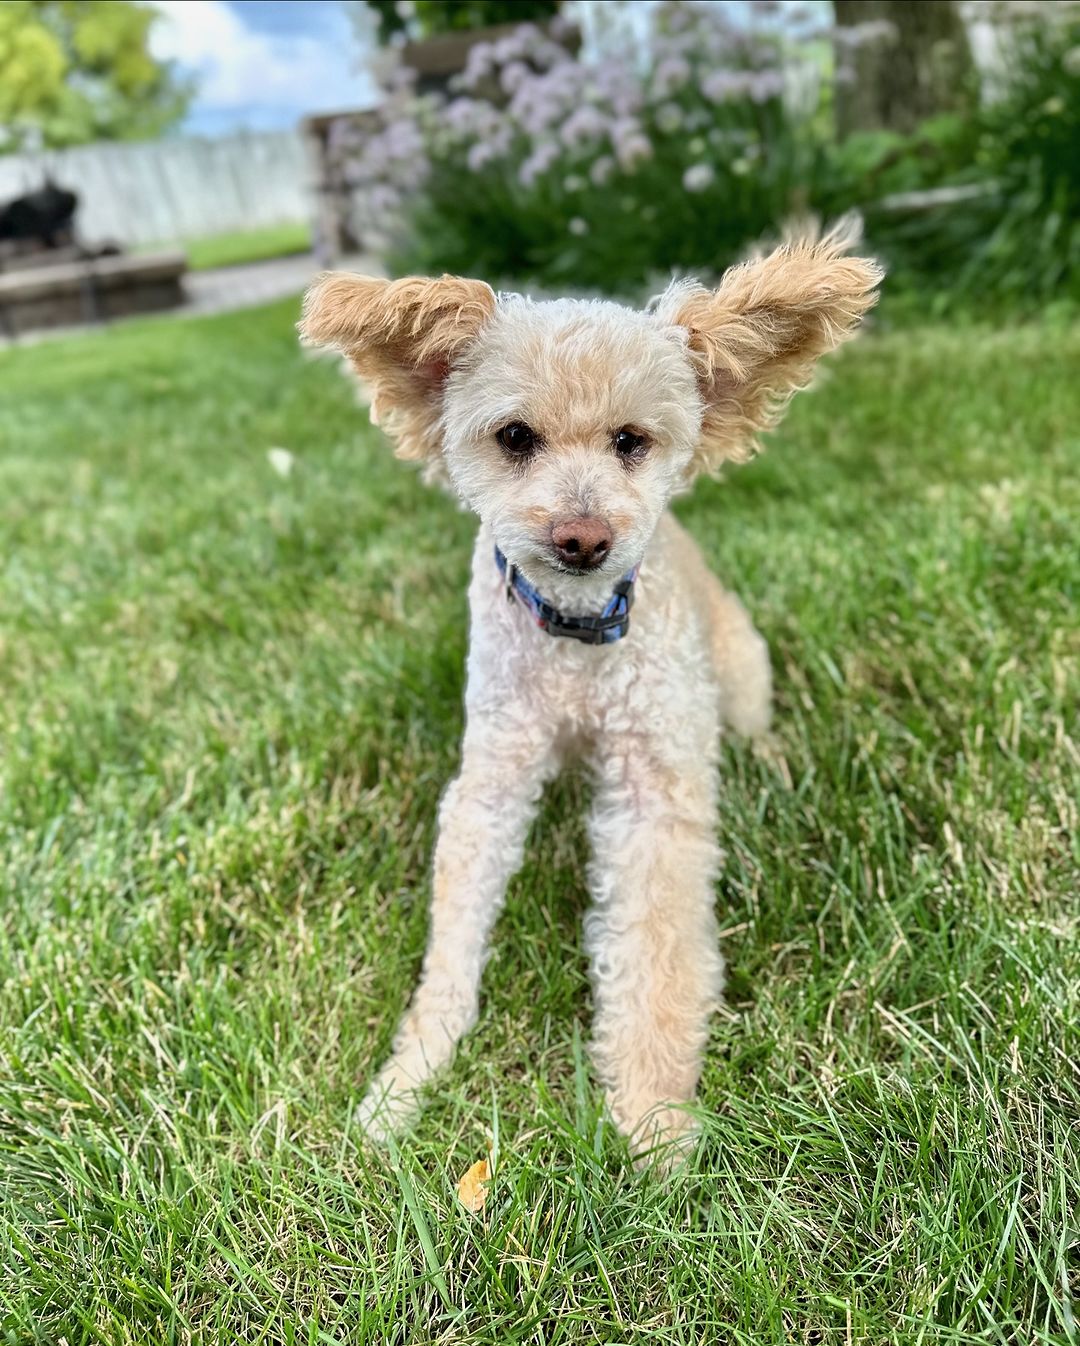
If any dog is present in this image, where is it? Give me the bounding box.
[300,224,882,1160]
[0,180,78,249]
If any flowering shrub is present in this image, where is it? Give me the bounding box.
[334,0,1079,310]
[337,1,895,293]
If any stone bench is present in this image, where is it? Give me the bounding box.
[0,242,87,273]
[0,250,187,336]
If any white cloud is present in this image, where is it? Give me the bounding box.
[151,0,376,128]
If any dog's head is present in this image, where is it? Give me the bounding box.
[300,228,882,601]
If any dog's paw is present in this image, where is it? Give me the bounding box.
[719,633,773,740]
[355,1064,423,1145]
[724,685,773,740]
[613,1099,701,1174]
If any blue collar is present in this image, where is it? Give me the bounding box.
[494,546,638,645]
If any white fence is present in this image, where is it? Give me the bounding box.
[0,130,312,247]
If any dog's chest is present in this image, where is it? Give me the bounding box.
[467,571,711,749]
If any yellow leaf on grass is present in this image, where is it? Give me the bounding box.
[456,1157,490,1214]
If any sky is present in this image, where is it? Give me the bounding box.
[150,0,380,137]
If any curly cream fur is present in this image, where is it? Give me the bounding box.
[300,236,880,1162]
[652,220,884,471]
[300,273,496,468]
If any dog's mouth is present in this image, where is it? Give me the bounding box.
[502,528,630,592]
[545,550,611,577]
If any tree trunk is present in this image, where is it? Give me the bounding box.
[834,0,975,137]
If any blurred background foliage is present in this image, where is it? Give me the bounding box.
[368,0,563,43]
[0,0,191,151]
[339,0,1080,317]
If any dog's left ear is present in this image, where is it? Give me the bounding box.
[654,224,884,473]
[299,272,496,467]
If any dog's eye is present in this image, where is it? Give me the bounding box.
[496,422,538,456]
[613,427,648,459]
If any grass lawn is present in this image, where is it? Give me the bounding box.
[148,222,313,271]
[0,299,1078,1345]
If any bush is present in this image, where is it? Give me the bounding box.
[339,2,894,295]
[956,6,1080,303]
[859,5,1080,310]
[339,0,1079,312]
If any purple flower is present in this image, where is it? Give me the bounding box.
[466,142,495,172]
[560,104,610,148]
[335,0,866,244]
[467,125,512,172]
[701,69,753,103]
[655,102,684,134]
[590,154,616,187]
[590,61,645,118]
[500,61,531,95]
[519,140,561,187]
[443,97,484,133]
[615,134,652,170]
[682,162,715,192]
[749,70,786,103]
[492,31,529,64]
[508,61,586,137]
[652,56,692,99]
[459,41,496,90]
[366,183,402,215]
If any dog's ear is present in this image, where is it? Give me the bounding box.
[299,273,496,466]
[654,224,883,473]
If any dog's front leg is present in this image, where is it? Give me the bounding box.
[357,712,557,1140]
[585,745,725,1164]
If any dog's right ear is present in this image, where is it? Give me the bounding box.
[299,273,496,467]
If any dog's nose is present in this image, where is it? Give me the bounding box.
[551,516,613,570]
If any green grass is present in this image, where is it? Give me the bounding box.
[151,222,312,270]
[0,299,1078,1345]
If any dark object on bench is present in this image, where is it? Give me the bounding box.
[0,177,186,335]
[0,179,78,248]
